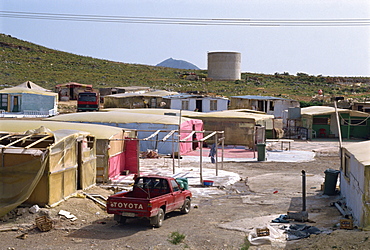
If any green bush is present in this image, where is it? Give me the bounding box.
[168,231,186,245]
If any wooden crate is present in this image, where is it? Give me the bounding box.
[340,219,353,230]
[256,227,270,237]
[35,216,53,232]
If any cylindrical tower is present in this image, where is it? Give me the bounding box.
[207,51,241,80]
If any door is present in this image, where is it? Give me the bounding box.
[167,179,183,212]
[12,95,20,112]
[196,100,202,112]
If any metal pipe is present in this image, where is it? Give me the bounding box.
[302,170,306,212]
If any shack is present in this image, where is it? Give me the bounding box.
[55,82,93,101]
[0,127,96,216]
[47,111,204,155]
[0,85,58,116]
[229,95,300,119]
[100,108,277,146]
[103,90,178,109]
[340,140,370,228]
[162,93,229,112]
[299,106,370,140]
[185,110,274,148]
[0,120,138,183]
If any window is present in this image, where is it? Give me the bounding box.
[343,154,350,179]
[269,101,274,111]
[210,100,217,111]
[313,117,330,125]
[0,94,8,110]
[181,100,189,110]
[171,180,180,192]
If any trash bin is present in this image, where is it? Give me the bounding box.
[176,177,189,190]
[323,169,340,195]
[257,143,266,161]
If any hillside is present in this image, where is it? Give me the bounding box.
[1,33,370,104]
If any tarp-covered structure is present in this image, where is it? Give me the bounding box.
[103,90,178,109]
[47,111,203,155]
[0,120,139,183]
[341,141,370,228]
[101,108,274,148]
[0,84,58,116]
[184,110,275,148]
[0,127,96,217]
[299,106,370,139]
[15,81,51,92]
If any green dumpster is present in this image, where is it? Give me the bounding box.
[257,144,266,161]
[323,169,340,195]
[176,177,189,190]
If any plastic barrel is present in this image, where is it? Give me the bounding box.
[176,177,189,190]
[323,169,340,195]
[257,144,266,161]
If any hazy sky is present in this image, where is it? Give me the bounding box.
[1,0,369,77]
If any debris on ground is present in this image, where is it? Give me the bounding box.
[58,210,77,221]
[283,224,321,241]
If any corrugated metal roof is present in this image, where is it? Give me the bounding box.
[343,140,370,166]
[231,95,292,101]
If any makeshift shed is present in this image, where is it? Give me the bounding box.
[299,106,370,140]
[229,95,300,118]
[103,90,178,109]
[162,93,229,112]
[47,111,204,155]
[55,82,93,101]
[184,110,274,148]
[0,127,96,216]
[341,140,370,228]
[0,85,58,116]
[0,120,138,183]
[100,108,278,145]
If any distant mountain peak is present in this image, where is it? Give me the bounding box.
[156,58,200,70]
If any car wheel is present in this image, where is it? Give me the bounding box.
[150,208,165,228]
[180,198,191,214]
[114,214,127,224]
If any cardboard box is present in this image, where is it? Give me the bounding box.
[256,228,270,237]
[340,219,353,230]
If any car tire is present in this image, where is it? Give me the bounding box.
[114,214,127,224]
[180,198,191,214]
[150,208,164,228]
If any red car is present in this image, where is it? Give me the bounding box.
[106,175,192,227]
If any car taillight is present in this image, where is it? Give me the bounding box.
[147,203,152,208]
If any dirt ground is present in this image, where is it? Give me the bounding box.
[1,141,369,249]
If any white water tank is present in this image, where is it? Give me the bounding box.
[207,51,241,80]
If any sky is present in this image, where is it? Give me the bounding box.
[1,0,369,77]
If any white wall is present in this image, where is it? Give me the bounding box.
[169,98,228,112]
[340,151,366,227]
[273,100,300,118]
[22,93,57,113]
